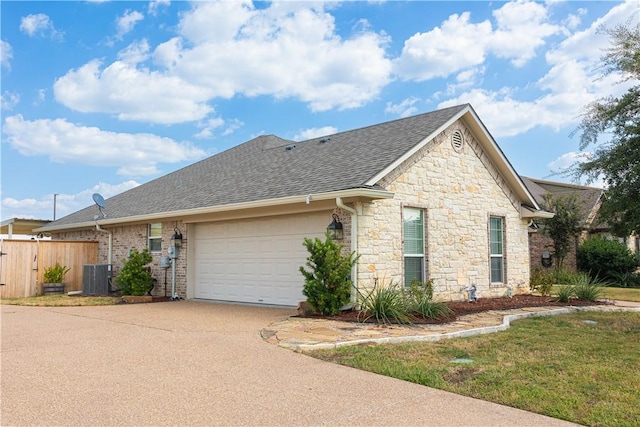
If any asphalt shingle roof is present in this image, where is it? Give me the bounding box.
[521,176,603,227]
[50,104,469,227]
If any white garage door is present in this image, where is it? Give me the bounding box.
[193,210,331,306]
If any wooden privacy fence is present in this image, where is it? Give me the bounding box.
[0,240,98,298]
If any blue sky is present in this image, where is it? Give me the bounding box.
[1,0,635,224]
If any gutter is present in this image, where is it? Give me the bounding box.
[36,187,394,233]
[336,197,358,306]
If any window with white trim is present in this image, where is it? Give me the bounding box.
[403,208,425,286]
[489,216,504,283]
[148,223,162,253]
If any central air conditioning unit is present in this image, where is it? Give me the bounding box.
[83,264,112,296]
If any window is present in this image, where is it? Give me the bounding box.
[403,208,425,286]
[148,223,162,252]
[489,216,504,283]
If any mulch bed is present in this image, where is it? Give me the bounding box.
[300,294,607,324]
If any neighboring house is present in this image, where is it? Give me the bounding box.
[1,218,51,240]
[522,176,640,271]
[37,104,551,306]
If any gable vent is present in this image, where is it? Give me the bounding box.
[451,130,464,152]
[285,144,297,151]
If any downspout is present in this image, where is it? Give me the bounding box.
[336,197,358,306]
[95,223,113,266]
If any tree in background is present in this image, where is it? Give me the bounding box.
[540,193,584,270]
[573,21,640,236]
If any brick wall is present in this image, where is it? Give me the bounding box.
[53,220,188,298]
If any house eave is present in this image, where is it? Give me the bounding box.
[520,205,554,219]
[35,187,395,233]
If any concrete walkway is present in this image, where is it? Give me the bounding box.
[263,300,640,352]
[4,300,637,426]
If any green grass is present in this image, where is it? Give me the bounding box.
[1,295,120,306]
[311,312,640,427]
[600,286,640,302]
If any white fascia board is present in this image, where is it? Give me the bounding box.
[464,108,541,211]
[365,106,470,187]
[521,205,555,219]
[34,188,394,233]
[365,105,541,212]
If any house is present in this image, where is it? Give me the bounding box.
[522,176,640,271]
[37,104,552,306]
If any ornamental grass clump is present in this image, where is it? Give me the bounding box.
[569,272,607,302]
[407,280,453,320]
[299,232,358,316]
[356,281,414,325]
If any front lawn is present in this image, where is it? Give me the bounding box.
[311,311,640,427]
[1,295,120,306]
[600,286,640,302]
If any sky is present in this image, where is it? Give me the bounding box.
[1,0,637,225]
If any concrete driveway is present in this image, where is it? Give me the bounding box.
[1,301,576,426]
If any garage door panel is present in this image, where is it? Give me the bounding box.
[193,211,330,306]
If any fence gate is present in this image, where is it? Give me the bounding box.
[0,240,98,298]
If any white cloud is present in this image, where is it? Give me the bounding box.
[489,0,560,67]
[194,117,225,139]
[438,0,638,138]
[34,89,46,105]
[1,39,12,69]
[148,0,170,16]
[294,126,338,141]
[116,10,144,39]
[394,0,560,81]
[394,12,492,81]
[19,14,62,39]
[1,91,20,110]
[547,151,606,188]
[1,181,141,221]
[117,39,150,65]
[385,97,420,118]
[2,115,207,177]
[53,59,213,124]
[54,2,392,123]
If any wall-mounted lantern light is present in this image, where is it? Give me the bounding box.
[171,228,183,249]
[327,213,343,240]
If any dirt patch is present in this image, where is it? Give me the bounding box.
[300,295,607,324]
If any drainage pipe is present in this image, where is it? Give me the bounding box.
[95,223,113,266]
[336,197,358,305]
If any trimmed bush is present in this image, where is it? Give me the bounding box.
[299,232,357,316]
[577,237,639,281]
[115,249,155,296]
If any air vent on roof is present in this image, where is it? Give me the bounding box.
[319,137,331,143]
[451,130,464,152]
[285,144,296,151]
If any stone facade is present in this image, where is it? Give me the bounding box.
[53,220,188,298]
[354,121,531,301]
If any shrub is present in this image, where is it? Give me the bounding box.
[115,249,155,296]
[299,232,357,316]
[577,237,639,281]
[43,262,70,283]
[611,271,640,288]
[356,281,413,325]
[530,268,554,296]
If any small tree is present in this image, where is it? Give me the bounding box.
[299,232,357,316]
[115,249,155,296]
[540,193,584,270]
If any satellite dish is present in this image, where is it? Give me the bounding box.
[92,193,107,219]
[93,193,105,208]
